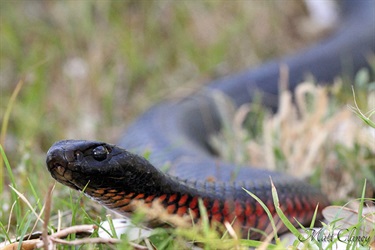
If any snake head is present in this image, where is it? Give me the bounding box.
[46,140,164,195]
[46,140,121,191]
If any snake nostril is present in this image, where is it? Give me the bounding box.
[74,150,83,161]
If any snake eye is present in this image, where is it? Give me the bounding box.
[92,146,108,161]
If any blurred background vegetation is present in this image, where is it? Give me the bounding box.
[1,0,373,246]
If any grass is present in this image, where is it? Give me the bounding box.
[210,67,375,202]
[1,0,374,249]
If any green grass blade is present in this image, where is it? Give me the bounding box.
[242,187,278,239]
[0,144,21,220]
[269,180,300,239]
[0,79,24,194]
[106,214,118,239]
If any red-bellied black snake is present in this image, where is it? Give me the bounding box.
[46,0,374,239]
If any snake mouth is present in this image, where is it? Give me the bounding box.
[47,161,81,190]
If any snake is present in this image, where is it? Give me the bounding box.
[46,0,375,239]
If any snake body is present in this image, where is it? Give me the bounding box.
[47,0,375,238]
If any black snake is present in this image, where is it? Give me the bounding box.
[47,0,375,238]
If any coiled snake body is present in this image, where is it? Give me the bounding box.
[47,0,375,238]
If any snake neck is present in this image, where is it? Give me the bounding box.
[83,154,209,216]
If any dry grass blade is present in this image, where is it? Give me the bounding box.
[1,224,123,250]
[9,185,45,225]
[348,86,375,128]
[49,237,121,246]
[1,239,41,250]
[213,80,374,201]
[323,205,375,235]
[42,184,55,250]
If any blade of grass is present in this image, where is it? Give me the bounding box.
[348,86,375,128]
[16,210,32,250]
[197,199,211,238]
[42,184,54,250]
[293,206,322,249]
[1,145,21,221]
[0,79,24,194]
[105,214,118,239]
[0,221,12,244]
[27,178,43,211]
[9,186,45,225]
[238,238,278,248]
[68,181,91,241]
[269,179,300,238]
[242,186,278,240]
[357,179,366,227]
[352,179,370,249]
[0,144,16,188]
